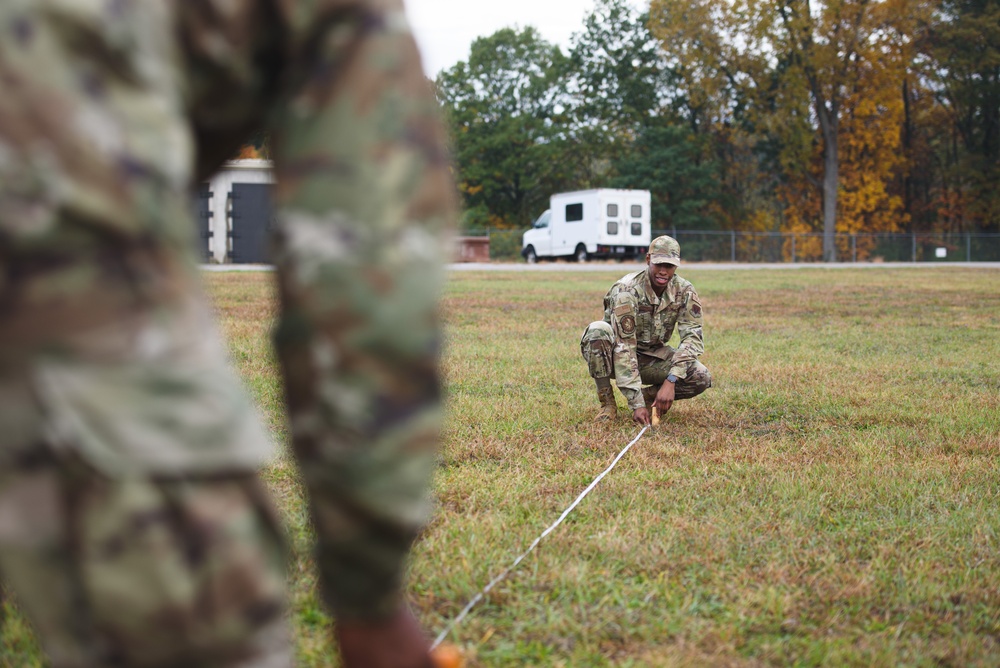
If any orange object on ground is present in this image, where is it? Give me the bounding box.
[431,643,465,668]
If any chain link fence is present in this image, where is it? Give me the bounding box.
[473,229,1000,263]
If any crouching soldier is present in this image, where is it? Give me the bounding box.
[580,236,712,425]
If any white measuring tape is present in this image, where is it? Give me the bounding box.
[431,425,650,649]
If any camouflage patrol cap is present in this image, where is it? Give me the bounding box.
[648,235,681,265]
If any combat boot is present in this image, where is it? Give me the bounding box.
[595,386,617,422]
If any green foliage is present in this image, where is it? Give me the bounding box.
[434,0,749,235]
[435,0,1000,239]
[567,0,669,173]
[612,123,724,229]
[486,229,524,261]
[918,0,1000,232]
[928,0,1000,164]
[437,27,578,229]
[459,203,492,231]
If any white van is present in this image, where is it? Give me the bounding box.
[521,189,651,262]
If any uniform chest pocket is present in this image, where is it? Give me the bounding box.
[655,303,682,342]
[636,305,655,343]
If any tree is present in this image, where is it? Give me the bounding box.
[612,124,724,229]
[566,0,668,179]
[782,0,918,254]
[436,28,575,228]
[919,0,1000,231]
[650,0,919,259]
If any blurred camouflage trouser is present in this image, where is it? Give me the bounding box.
[0,0,453,665]
[580,321,713,400]
[0,250,290,667]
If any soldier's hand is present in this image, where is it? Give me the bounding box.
[632,407,651,426]
[336,604,433,668]
[655,381,675,414]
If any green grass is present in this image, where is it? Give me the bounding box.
[415,268,1000,667]
[3,267,999,667]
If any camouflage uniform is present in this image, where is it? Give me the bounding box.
[580,267,712,411]
[0,1,454,666]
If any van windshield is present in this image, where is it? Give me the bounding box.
[533,210,551,229]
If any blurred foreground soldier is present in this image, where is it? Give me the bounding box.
[580,236,712,425]
[0,1,454,667]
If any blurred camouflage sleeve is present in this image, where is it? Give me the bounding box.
[175,0,455,621]
[669,286,705,380]
[266,1,454,620]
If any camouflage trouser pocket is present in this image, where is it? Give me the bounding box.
[588,340,612,379]
[580,322,615,379]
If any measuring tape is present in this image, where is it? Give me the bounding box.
[431,424,651,650]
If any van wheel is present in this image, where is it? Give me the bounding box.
[524,246,538,264]
[574,245,588,263]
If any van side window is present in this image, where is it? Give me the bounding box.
[630,204,642,218]
[631,222,642,235]
[566,203,584,222]
[533,210,551,229]
[607,204,618,217]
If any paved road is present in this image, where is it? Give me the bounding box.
[202,261,1000,272]
[447,261,1000,271]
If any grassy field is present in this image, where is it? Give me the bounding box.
[3,266,999,667]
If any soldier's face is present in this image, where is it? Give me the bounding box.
[646,257,677,291]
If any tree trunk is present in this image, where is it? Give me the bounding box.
[902,78,913,229]
[822,126,839,262]
[815,95,839,262]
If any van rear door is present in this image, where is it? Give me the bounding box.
[625,193,651,249]
[599,194,626,252]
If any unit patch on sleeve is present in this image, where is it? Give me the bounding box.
[620,314,636,336]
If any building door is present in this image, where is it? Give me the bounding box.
[193,183,213,261]
[229,183,274,264]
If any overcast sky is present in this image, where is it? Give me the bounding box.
[403,0,646,77]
